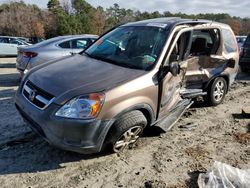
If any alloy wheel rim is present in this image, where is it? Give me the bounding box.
[214,80,225,102]
[113,126,143,153]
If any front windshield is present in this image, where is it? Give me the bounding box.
[85,26,168,70]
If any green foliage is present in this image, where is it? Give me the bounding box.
[47,0,60,10]
[0,1,250,38]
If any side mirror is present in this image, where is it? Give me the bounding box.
[169,61,180,76]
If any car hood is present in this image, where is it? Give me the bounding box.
[28,54,146,104]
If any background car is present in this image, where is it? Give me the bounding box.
[239,34,250,72]
[28,37,44,44]
[17,37,30,43]
[0,36,31,57]
[236,36,247,47]
[16,34,98,75]
[236,35,247,54]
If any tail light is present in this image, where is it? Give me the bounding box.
[23,51,38,58]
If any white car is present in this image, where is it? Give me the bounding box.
[0,36,31,57]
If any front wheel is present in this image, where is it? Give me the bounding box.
[105,110,147,153]
[206,77,227,106]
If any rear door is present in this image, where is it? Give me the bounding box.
[158,28,193,119]
[185,28,238,89]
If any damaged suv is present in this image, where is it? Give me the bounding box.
[15,18,239,154]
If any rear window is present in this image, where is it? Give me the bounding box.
[222,28,237,53]
[71,39,88,49]
[58,40,71,48]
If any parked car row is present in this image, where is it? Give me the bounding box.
[15,18,240,154]
[16,34,98,76]
[0,36,31,56]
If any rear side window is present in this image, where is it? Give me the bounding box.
[9,39,23,45]
[59,40,71,48]
[71,39,89,49]
[0,38,9,43]
[222,28,237,53]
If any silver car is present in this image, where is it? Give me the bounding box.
[0,36,31,56]
[16,34,98,76]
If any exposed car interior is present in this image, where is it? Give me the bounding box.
[190,29,220,56]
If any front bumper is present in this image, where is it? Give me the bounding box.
[15,90,113,154]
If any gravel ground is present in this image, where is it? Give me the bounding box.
[0,58,249,188]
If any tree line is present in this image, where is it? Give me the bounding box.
[0,0,249,39]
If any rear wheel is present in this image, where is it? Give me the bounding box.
[206,77,227,106]
[105,110,147,153]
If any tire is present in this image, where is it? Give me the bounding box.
[105,110,147,153]
[206,77,227,106]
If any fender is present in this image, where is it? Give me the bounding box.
[203,73,230,92]
[97,103,156,151]
[110,103,156,126]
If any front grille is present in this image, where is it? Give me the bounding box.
[22,80,54,110]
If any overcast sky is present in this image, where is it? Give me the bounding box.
[1,0,249,18]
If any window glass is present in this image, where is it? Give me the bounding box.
[59,40,71,48]
[222,29,237,53]
[0,38,9,43]
[9,39,23,45]
[71,39,88,49]
[85,26,168,70]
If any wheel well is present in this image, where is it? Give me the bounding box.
[205,75,230,93]
[103,108,153,147]
[138,108,153,127]
[106,107,153,135]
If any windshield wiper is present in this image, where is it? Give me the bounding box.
[118,62,141,69]
[83,52,142,70]
[85,53,119,65]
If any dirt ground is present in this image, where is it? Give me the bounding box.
[0,58,249,188]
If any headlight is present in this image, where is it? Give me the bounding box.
[55,93,104,119]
